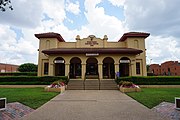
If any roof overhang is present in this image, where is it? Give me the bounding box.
[119,32,150,42]
[35,32,65,42]
[42,48,143,55]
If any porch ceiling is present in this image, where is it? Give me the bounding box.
[42,48,143,55]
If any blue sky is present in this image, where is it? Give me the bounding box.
[0,0,180,65]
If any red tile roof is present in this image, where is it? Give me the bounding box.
[42,48,143,55]
[35,32,65,42]
[118,32,150,42]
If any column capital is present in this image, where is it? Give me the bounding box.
[114,63,119,65]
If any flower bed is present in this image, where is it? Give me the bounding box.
[119,81,141,93]
[44,81,65,93]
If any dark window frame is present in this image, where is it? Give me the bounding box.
[136,62,141,74]
[44,62,49,75]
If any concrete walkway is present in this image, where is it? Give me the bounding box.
[22,90,169,120]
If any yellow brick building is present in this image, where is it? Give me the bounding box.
[35,32,149,80]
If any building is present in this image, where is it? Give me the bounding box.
[149,61,180,76]
[149,64,161,76]
[0,63,19,73]
[35,32,150,79]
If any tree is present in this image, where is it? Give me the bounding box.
[0,0,13,12]
[146,64,150,72]
[18,63,38,72]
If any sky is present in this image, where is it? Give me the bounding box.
[0,0,180,65]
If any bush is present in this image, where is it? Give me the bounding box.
[18,63,37,72]
[115,76,180,85]
[0,76,68,85]
[0,72,37,76]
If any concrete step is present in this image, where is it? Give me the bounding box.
[100,80,117,90]
[84,80,100,90]
[67,80,84,90]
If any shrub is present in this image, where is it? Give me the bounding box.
[0,76,68,85]
[0,72,37,76]
[115,76,180,85]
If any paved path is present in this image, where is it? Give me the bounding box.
[22,90,169,120]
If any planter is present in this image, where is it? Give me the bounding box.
[120,87,141,93]
[44,86,65,93]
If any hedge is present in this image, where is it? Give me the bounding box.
[0,72,37,76]
[115,76,180,85]
[0,76,68,85]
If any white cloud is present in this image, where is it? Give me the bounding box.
[0,0,43,28]
[65,1,80,15]
[124,0,180,37]
[108,0,125,7]
[146,36,180,64]
[42,0,66,24]
[83,0,127,41]
[0,0,180,65]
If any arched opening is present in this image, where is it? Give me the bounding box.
[54,57,65,76]
[119,57,130,77]
[86,57,98,75]
[70,57,82,79]
[103,57,115,79]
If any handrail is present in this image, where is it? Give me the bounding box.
[98,72,100,90]
[67,72,70,84]
[83,73,87,90]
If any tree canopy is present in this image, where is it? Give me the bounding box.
[18,63,38,72]
[0,0,13,11]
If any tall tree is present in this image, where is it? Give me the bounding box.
[0,0,13,12]
[18,63,38,72]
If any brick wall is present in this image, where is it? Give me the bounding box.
[149,61,180,76]
[0,63,19,72]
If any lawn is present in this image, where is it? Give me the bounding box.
[0,87,59,109]
[126,88,180,109]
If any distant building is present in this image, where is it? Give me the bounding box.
[0,63,19,73]
[149,61,180,76]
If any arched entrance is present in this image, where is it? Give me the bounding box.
[103,57,115,79]
[86,58,98,75]
[70,57,82,79]
[119,57,130,77]
[54,57,65,76]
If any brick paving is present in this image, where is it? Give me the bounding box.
[0,102,34,120]
[152,102,180,120]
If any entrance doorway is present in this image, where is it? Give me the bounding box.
[70,57,82,79]
[119,57,130,77]
[54,57,65,76]
[86,58,98,75]
[103,57,115,79]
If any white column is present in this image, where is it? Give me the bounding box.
[98,63,103,80]
[81,63,86,80]
[65,63,70,76]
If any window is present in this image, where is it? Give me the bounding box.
[136,62,140,74]
[44,62,49,75]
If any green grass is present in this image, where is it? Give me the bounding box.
[0,88,59,109]
[126,88,180,109]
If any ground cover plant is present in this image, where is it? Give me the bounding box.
[0,87,59,109]
[126,88,180,108]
